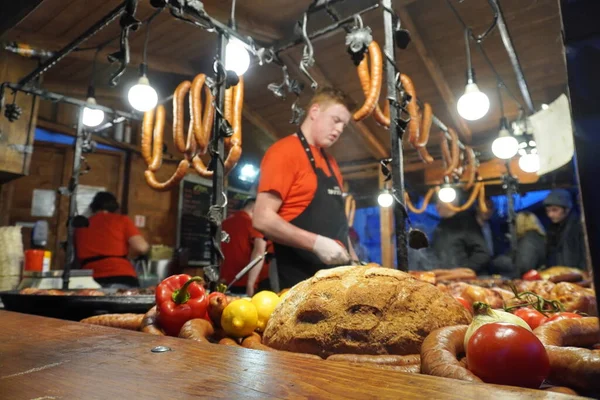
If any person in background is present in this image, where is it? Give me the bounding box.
[514,211,546,275]
[220,198,269,296]
[75,192,149,288]
[348,227,369,262]
[544,189,586,269]
[476,198,495,257]
[431,197,490,274]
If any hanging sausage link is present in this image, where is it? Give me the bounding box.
[442,181,483,213]
[192,77,244,178]
[399,74,420,148]
[345,194,356,227]
[405,188,436,214]
[353,41,383,122]
[462,146,477,190]
[141,105,164,172]
[416,102,434,163]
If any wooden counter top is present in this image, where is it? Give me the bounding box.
[0,311,583,399]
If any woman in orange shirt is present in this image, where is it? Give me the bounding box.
[75,192,149,288]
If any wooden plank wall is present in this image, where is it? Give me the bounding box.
[0,98,182,269]
[0,50,40,182]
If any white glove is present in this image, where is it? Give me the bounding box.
[312,235,351,265]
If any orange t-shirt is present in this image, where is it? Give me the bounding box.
[258,134,344,222]
[220,211,267,288]
[75,213,139,279]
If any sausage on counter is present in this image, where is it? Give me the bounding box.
[80,314,144,331]
[420,325,482,383]
[178,318,215,343]
[534,317,600,392]
[218,337,241,347]
[139,306,165,336]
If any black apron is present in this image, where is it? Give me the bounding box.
[274,130,349,288]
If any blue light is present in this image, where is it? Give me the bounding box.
[239,163,258,182]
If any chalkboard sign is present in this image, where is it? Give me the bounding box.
[177,175,252,265]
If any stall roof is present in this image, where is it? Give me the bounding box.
[1,0,568,200]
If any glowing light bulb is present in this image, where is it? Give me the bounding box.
[457,83,490,121]
[378,190,393,207]
[128,75,158,112]
[438,186,457,203]
[82,97,104,127]
[519,153,540,173]
[226,39,250,76]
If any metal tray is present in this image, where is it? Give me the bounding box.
[0,290,155,321]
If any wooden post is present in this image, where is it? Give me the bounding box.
[379,171,394,268]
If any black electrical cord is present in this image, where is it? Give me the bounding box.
[230,0,237,29]
[142,7,163,66]
[445,0,525,110]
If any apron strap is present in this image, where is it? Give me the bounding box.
[296,129,335,176]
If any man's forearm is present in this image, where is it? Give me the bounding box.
[254,208,318,252]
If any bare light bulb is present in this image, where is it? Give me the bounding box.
[128,75,158,112]
[82,97,104,127]
[519,153,540,173]
[377,190,393,208]
[457,82,490,121]
[226,39,250,76]
[438,186,457,203]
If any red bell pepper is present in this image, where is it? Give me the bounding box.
[155,274,208,336]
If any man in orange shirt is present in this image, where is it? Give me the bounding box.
[220,198,268,296]
[253,87,357,288]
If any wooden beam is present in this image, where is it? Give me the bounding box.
[397,6,473,144]
[343,169,378,181]
[5,31,197,77]
[242,106,280,143]
[279,52,389,159]
[201,2,283,43]
[0,0,45,38]
[379,171,394,268]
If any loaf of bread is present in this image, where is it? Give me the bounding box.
[263,265,472,357]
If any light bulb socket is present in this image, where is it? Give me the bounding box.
[139,62,148,77]
[85,96,97,106]
[86,85,95,99]
[466,68,476,85]
[498,117,511,135]
[137,75,150,86]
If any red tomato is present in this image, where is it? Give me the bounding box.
[467,322,550,388]
[522,269,542,281]
[545,312,583,324]
[455,296,473,314]
[513,308,548,330]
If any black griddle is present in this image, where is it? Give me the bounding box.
[0,290,155,321]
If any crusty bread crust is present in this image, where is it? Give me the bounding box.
[263,266,472,357]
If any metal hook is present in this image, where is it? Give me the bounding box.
[290,98,305,125]
[299,12,318,90]
[267,65,292,99]
[353,14,364,29]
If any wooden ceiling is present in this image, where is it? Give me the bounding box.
[1,0,568,198]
